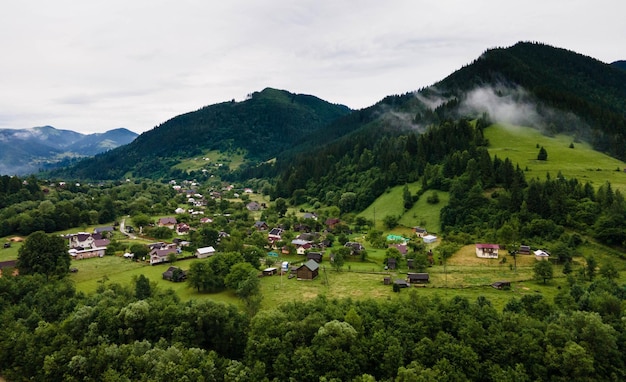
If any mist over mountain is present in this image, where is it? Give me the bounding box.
[45,42,626,183]
[0,126,138,175]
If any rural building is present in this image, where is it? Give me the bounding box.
[389,243,408,255]
[491,281,511,289]
[196,246,216,259]
[262,267,278,276]
[519,245,531,255]
[534,249,550,260]
[253,221,269,231]
[162,266,186,282]
[268,227,284,243]
[68,247,106,260]
[296,259,319,280]
[394,279,410,288]
[423,234,437,244]
[306,252,323,263]
[149,246,178,265]
[246,201,261,211]
[407,272,429,284]
[414,227,427,237]
[158,217,177,229]
[387,258,397,270]
[476,243,499,258]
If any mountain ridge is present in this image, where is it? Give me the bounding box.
[0,126,138,175]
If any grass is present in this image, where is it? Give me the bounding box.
[358,182,447,234]
[172,149,246,174]
[485,124,626,191]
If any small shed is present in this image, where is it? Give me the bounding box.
[394,279,410,288]
[407,273,429,284]
[306,252,323,263]
[162,266,186,282]
[519,245,531,255]
[423,234,437,244]
[491,281,511,290]
[296,259,320,280]
[534,249,550,260]
[387,258,397,270]
[263,267,278,276]
[384,276,391,285]
[407,259,414,269]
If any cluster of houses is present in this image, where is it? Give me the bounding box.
[475,243,551,260]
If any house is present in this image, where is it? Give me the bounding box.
[94,226,115,235]
[306,252,323,263]
[246,201,261,211]
[175,207,186,214]
[423,234,437,244]
[492,281,511,289]
[196,246,216,259]
[295,243,312,255]
[389,243,408,256]
[302,212,318,220]
[268,228,284,243]
[253,221,269,231]
[149,246,178,265]
[296,259,320,280]
[176,223,190,235]
[476,243,499,259]
[68,247,106,260]
[519,245,531,255]
[158,217,177,229]
[407,272,429,284]
[534,249,550,260]
[325,218,341,230]
[345,242,365,254]
[162,266,186,282]
[414,226,427,237]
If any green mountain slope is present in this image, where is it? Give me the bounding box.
[50,88,351,180]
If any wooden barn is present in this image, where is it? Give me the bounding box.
[306,252,323,263]
[407,272,429,284]
[296,259,319,280]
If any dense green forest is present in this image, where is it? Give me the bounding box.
[1,270,625,381]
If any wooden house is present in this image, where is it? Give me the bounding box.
[162,266,186,282]
[491,281,511,289]
[296,259,319,280]
[407,272,429,284]
[306,252,323,263]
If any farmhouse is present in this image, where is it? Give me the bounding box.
[296,259,319,280]
[414,226,427,237]
[68,247,106,260]
[158,217,177,229]
[195,246,216,258]
[268,228,284,243]
[149,246,178,265]
[476,243,499,258]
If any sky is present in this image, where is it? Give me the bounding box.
[1,0,624,135]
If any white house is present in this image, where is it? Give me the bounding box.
[196,246,216,259]
[534,249,550,260]
[476,243,499,258]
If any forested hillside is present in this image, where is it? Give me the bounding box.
[50,88,351,180]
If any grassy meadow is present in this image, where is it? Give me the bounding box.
[485,124,626,191]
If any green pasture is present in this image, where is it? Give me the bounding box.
[358,182,446,233]
[485,124,626,191]
[172,149,246,173]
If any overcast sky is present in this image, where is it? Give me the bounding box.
[1,0,623,134]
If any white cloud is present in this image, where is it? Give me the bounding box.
[0,0,624,133]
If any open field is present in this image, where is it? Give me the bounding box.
[485,124,626,191]
[172,149,246,173]
[358,182,447,234]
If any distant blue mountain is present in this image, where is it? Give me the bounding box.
[0,126,138,175]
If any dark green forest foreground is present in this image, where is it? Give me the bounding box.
[1,273,624,381]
